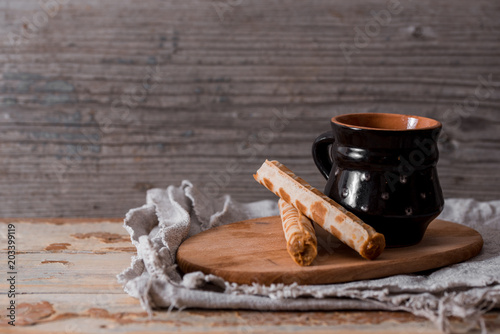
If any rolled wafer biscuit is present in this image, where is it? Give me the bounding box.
[254,160,385,260]
[278,199,317,266]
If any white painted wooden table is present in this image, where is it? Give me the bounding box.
[1,218,499,333]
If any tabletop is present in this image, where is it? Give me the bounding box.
[1,218,499,333]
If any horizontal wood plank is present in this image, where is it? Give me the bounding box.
[0,220,131,253]
[3,294,475,334]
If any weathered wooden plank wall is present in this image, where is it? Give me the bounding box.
[1,0,499,217]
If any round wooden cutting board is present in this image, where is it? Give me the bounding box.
[176,216,483,285]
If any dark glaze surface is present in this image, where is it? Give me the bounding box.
[313,113,444,247]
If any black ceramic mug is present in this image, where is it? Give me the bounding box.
[312,113,444,247]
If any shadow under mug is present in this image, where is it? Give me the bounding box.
[312,113,444,247]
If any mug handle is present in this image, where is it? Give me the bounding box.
[312,131,335,180]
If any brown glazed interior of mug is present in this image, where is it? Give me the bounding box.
[332,113,441,131]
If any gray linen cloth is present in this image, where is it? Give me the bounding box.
[117,180,500,333]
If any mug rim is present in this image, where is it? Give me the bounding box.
[331,113,442,131]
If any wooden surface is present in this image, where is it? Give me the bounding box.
[177,217,483,285]
[1,0,500,218]
[0,218,499,333]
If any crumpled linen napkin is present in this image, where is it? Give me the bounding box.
[117,180,500,333]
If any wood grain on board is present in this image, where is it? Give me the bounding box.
[1,0,500,217]
[177,217,484,285]
[0,218,498,333]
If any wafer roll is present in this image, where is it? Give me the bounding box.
[254,160,385,260]
[278,199,317,266]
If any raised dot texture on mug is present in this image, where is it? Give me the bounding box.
[341,188,349,198]
[361,205,368,212]
[400,175,407,184]
[381,192,389,200]
[405,207,413,215]
[360,172,370,181]
[421,193,426,199]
